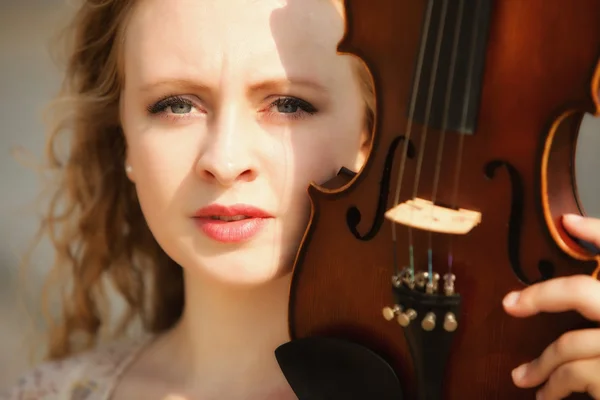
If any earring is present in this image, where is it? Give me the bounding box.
[125,164,133,174]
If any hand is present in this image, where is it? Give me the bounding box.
[503,214,600,400]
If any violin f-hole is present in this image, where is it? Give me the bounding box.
[347,135,416,241]
[484,159,556,284]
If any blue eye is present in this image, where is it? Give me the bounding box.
[147,96,195,115]
[271,97,317,114]
[169,103,193,114]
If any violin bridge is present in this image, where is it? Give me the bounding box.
[385,197,481,235]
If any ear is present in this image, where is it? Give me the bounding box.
[353,128,371,172]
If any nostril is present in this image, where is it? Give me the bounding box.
[201,170,216,180]
[239,169,255,181]
[198,167,256,184]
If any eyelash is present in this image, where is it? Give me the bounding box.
[146,96,193,115]
[266,97,317,120]
[146,95,318,121]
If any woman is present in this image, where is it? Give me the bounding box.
[2,0,600,399]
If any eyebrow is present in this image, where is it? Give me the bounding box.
[137,76,328,96]
[248,77,328,94]
[138,78,211,95]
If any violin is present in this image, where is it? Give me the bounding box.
[277,1,600,399]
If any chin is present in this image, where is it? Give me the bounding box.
[202,266,290,287]
[162,226,299,286]
[190,252,294,287]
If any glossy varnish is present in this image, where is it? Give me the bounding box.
[288,1,600,399]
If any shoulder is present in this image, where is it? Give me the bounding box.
[0,335,153,400]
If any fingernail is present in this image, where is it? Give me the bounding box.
[564,214,582,223]
[512,363,528,383]
[503,291,520,307]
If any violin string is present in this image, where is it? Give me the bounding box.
[448,0,484,274]
[410,0,450,286]
[429,0,465,282]
[391,0,434,278]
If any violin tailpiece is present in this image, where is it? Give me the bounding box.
[382,269,462,398]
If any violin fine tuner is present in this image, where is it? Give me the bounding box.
[382,305,402,321]
[443,312,458,332]
[398,308,418,327]
[443,273,456,296]
[381,304,418,327]
[383,269,460,331]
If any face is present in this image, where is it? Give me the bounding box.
[120,0,370,286]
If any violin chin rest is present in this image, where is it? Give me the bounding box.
[275,336,403,400]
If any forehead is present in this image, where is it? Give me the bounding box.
[123,0,348,85]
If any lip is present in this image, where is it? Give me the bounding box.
[193,204,273,219]
[192,204,273,243]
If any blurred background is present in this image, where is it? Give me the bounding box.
[1,0,73,387]
[1,0,600,390]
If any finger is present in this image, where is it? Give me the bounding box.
[502,275,600,320]
[536,358,600,400]
[562,214,600,249]
[511,328,600,388]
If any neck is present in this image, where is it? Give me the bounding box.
[166,269,293,395]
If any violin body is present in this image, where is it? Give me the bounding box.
[287,1,600,399]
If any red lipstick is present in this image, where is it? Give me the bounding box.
[192,204,272,243]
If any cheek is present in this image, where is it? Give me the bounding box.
[272,127,358,212]
[125,129,200,217]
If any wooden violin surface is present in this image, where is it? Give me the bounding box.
[287,1,600,399]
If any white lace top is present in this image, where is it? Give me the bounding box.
[0,335,154,400]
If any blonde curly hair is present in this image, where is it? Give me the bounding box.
[35,0,375,361]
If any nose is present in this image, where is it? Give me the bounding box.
[195,106,258,186]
